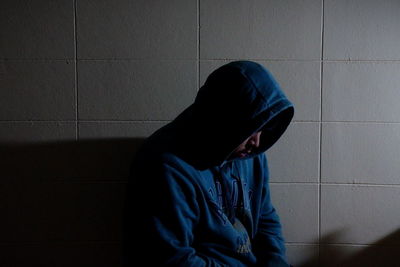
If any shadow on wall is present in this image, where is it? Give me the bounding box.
[0,138,145,267]
[0,138,145,182]
[1,139,400,266]
[298,228,400,267]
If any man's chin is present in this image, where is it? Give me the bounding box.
[227,151,251,161]
[238,152,248,158]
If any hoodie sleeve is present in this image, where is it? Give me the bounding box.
[252,154,290,267]
[126,158,229,267]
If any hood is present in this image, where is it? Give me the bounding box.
[172,61,294,169]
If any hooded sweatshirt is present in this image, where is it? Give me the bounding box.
[123,61,294,266]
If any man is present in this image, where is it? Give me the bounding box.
[123,61,294,266]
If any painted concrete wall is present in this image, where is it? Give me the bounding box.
[1,0,400,266]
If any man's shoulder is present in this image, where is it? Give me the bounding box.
[135,143,193,172]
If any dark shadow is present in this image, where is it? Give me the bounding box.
[321,228,400,267]
[0,138,145,267]
[296,228,400,267]
[2,140,400,266]
[294,229,349,267]
[0,138,145,181]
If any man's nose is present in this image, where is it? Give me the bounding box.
[249,132,261,148]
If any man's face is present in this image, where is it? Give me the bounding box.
[228,131,262,160]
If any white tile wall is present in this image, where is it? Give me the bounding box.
[268,122,320,183]
[0,61,75,120]
[0,0,74,59]
[320,244,400,267]
[319,245,365,267]
[323,62,400,122]
[2,0,400,266]
[324,0,400,60]
[270,184,319,243]
[321,185,400,245]
[77,0,197,59]
[0,122,76,143]
[322,122,400,184]
[200,0,322,60]
[78,60,197,120]
[79,122,167,139]
[286,244,319,267]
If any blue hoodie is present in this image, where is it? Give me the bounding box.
[123,61,294,266]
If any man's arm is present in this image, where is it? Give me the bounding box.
[124,160,227,267]
[252,155,290,267]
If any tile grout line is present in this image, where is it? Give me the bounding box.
[318,0,325,264]
[0,57,400,63]
[0,120,172,123]
[286,242,400,247]
[73,0,79,141]
[4,119,400,124]
[269,182,400,187]
[195,58,400,62]
[3,58,400,63]
[320,182,400,187]
[0,241,121,246]
[197,0,200,92]
[2,58,400,63]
